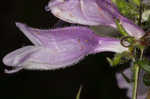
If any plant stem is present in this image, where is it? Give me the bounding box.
[132,0,143,98]
[132,64,140,99]
[132,48,143,99]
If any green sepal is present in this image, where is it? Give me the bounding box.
[89,26,121,38]
[106,54,122,66]
[115,19,129,37]
[106,57,115,66]
[107,52,130,67]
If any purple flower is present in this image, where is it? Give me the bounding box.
[2,0,148,98]
[45,0,150,98]
[46,0,145,39]
[2,22,127,73]
[116,69,149,99]
[46,0,118,26]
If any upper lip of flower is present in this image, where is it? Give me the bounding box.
[16,22,43,46]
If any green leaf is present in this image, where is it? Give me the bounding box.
[143,73,150,86]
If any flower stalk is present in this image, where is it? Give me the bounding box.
[132,64,140,99]
[132,47,144,99]
[132,0,144,98]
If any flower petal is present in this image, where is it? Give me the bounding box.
[3,46,36,67]
[46,0,96,25]
[120,17,145,39]
[16,22,42,46]
[3,46,39,73]
[3,39,126,73]
[93,37,128,53]
[46,0,116,26]
[116,68,133,98]
[16,22,99,48]
[3,27,99,72]
[3,45,88,73]
[80,0,118,27]
[16,22,127,53]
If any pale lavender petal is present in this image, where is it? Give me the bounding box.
[116,68,133,98]
[3,39,126,73]
[16,23,42,46]
[120,17,145,39]
[46,0,116,26]
[93,37,128,53]
[3,46,36,67]
[46,0,97,25]
[16,22,127,53]
[3,46,88,72]
[79,0,116,27]
[116,68,148,99]
[4,67,23,74]
[46,0,119,27]
[3,46,39,73]
[97,0,120,17]
[4,37,122,72]
[16,22,98,50]
[3,23,100,72]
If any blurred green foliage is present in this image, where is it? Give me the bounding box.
[133,0,140,6]
[112,0,139,21]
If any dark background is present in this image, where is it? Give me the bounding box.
[0,0,129,99]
